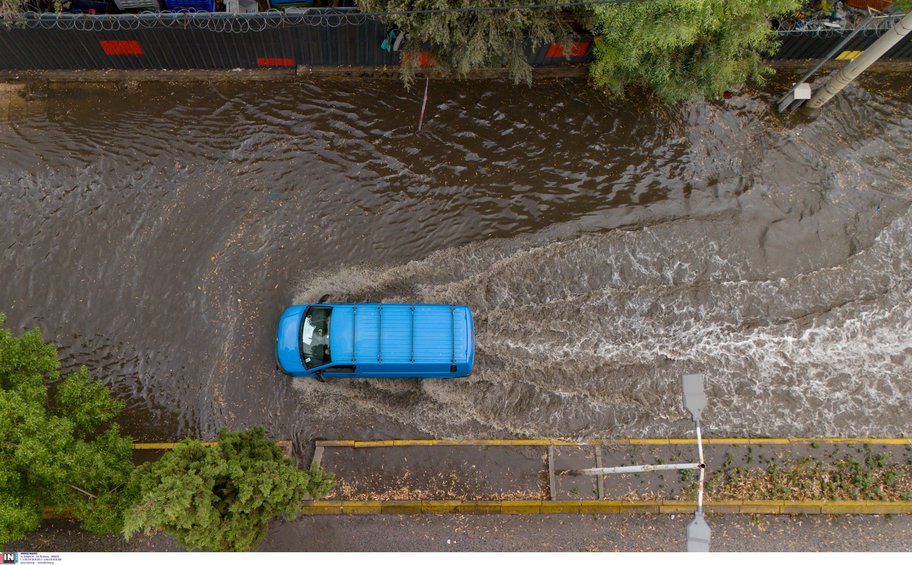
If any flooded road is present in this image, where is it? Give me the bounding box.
[1,76,910,447]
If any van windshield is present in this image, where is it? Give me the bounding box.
[301,306,331,369]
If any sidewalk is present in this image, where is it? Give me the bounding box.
[307,438,912,514]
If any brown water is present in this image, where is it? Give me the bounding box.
[1,77,910,449]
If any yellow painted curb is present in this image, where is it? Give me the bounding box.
[340,501,381,514]
[579,501,623,513]
[380,501,423,514]
[659,503,698,514]
[132,441,218,449]
[781,501,822,514]
[738,502,783,514]
[314,437,912,448]
[296,500,912,516]
[133,440,292,450]
[500,501,542,514]
[703,501,742,514]
[540,501,582,514]
[617,502,662,513]
[821,501,912,514]
[455,501,503,514]
[421,500,460,513]
[301,502,344,515]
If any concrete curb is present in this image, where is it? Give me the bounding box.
[2,61,910,86]
[130,437,911,450]
[301,500,912,516]
[132,440,292,451]
[316,437,912,448]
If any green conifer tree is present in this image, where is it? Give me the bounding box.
[124,427,333,551]
[357,0,572,88]
[587,0,799,102]
[0,313,134,543]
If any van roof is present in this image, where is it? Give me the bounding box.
[327,304,472,366]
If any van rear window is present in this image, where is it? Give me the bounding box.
[301,306,331,369]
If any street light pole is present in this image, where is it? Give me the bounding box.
[806,11,912,110]
[682,373,711,552]
[572,372,711,550]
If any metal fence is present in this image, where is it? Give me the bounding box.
[0,11,908,71]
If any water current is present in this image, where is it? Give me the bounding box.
[1,76,910,447]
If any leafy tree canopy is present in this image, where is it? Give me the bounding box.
[0,313,133,543]
[124,427,334,551]
[587,0,799,103]
[357,0,572,88]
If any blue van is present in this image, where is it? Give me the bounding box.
[276,302,475,379]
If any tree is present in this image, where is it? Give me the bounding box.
[123,427,334,551]
[356,0,573,88]
[0,0,69,19]
[586,0,799,103]
[0,313,134,543]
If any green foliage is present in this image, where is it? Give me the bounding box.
[124,428,334,551]
[356,1,572,88]
[0,0,68,18]
[55,367,124,437]
[0,314,134,544]
[0,0,24,18]
[587,0,799,103]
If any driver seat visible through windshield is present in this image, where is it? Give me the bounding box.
[301,306,331,369]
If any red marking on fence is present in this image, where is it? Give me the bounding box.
[418,51,435,68]
[545,41,590,59]
[402,51,436,68]
[99,40,144,56]
[257,58,296,67]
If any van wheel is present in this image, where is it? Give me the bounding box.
[317,294,331,304]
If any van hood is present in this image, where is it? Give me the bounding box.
[276,306,306,374]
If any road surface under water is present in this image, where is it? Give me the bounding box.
[1,76,910,449]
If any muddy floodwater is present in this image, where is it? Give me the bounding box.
[1,76,911,449]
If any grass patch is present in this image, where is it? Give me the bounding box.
[686,449,912,502]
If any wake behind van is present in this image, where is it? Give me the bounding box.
[276,302,475,379]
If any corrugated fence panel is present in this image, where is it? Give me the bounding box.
[771,28,912,60]
[0,18,910,71]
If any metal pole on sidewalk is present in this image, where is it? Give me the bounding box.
[776,13,875,113]
[806,11,912,110]
[569,462,700,476]
[682,373,710,552]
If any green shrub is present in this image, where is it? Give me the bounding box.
[124,427,334,551]
[586,0,798,103]
[356,0,572,88]
[0,314,134,543]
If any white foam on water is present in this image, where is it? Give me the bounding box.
[290,199,912,439]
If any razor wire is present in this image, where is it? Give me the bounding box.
[0,0,650,32]
[0,5,906,35]
[2,9,375,32]
[773,13,905,36]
